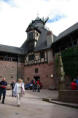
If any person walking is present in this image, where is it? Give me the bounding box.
[37,79,40,92]
[32,78,37,92]
[76,77,78,90]
[10,80,15,97]
[0,77,7,104]
[13,78,25,107]
[70,79,77,90]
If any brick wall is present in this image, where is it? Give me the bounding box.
[24,62,55,89]
[59,90,78,103]
[0,61,24,83]
[0,61,17,83]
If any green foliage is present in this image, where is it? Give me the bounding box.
[55,54,61,76]
[61,46,78,79]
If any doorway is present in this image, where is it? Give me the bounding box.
[34,76,40,81]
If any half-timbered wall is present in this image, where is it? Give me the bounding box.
[25,51,48,65]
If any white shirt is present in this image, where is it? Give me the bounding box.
[13,82,25,94]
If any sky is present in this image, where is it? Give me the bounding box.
[0,0,78,47]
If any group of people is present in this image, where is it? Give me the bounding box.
[0,77,25,107]
[32,79,41,92]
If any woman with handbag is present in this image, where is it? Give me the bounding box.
[13,78,25,107]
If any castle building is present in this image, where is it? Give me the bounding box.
[0,17,56,89]
[0,17,78,89]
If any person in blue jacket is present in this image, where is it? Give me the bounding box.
[0,77,7,104]
[76,77,78,90]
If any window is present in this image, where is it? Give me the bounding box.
[34,41,37,47]
[36,32,39,37]
[0,76,2,78]
[35,68,38,73]
[29,54,34,61]
[27,77,30,81]
[29,42,34,49]
[11,76,13,78]
[40,51,45,58]
[28,32,33,40]
[0,56,3,60]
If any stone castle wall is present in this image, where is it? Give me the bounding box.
[24,61,55,89]
[0,61,17,83]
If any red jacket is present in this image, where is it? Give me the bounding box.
[37,80,40,85]
[71,82,77,90]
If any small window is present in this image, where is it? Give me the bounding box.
[11,76,13,78]
[28,32,33,40]
[27,77,30,81]
[35,68,38,73]
[0,76,2,78]
[40,52,45,58]
[36,32,38,36]
[29,54,34,61]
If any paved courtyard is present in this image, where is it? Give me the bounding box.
[0,89,78,118]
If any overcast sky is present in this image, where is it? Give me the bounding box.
[0,0,78,47]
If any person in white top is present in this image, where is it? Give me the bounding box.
[13,78,25,107]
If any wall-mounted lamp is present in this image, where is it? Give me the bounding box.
[50,74,53,78]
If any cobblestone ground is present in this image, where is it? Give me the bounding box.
[0,90,78,118]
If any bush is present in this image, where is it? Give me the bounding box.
[61,46,78,79]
